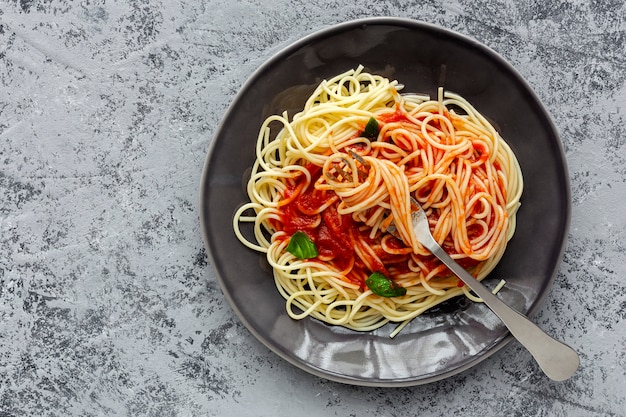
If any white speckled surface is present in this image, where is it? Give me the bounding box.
[1,1,625,416]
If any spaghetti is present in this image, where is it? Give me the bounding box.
[233,67,523,336]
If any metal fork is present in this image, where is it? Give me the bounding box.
[407,198,580,381]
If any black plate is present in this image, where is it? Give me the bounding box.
[199,17,570,386]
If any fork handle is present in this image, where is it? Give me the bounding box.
[430,245,580,381]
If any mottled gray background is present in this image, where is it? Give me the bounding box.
[1,0,625,416]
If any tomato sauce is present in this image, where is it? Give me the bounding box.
[379,107,410,124]
[278,171,359,277]
[276,162,483,289]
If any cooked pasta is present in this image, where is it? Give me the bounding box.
[233,66,523,336]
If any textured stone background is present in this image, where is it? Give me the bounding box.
[1,0,625,416]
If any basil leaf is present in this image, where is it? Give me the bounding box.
[361,117,379,140]
[366,272,407,297]
[286,231,318,260]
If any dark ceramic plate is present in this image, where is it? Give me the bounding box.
[200,17,570,386]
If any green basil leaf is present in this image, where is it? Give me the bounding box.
[361,117,379,140]
[286,231,318,260]
[365,272,407,297]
